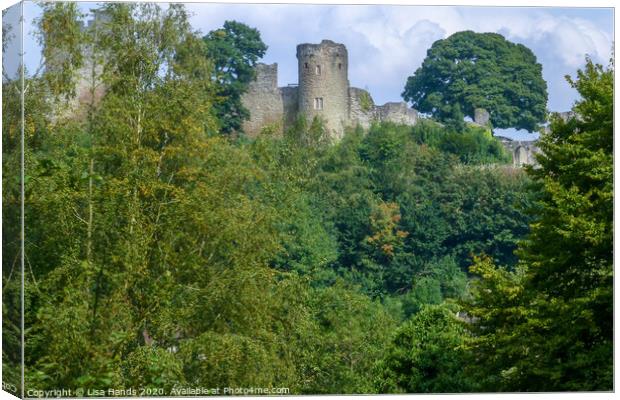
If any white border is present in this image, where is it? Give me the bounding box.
[0,1,616,400]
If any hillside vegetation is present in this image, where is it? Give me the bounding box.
[2,2,612,394]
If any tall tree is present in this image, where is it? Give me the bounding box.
[402,31,547,132]
[24,4,321,391]
[203,20,267,135]
[375,304,473,393]
[462,57,613,391]
[2,7,24,395]
[26,2,219,388]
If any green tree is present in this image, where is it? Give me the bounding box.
[403,31,547,131]
[376,304,473,393]
[16,5,566,392]
[248,116,338,279]
[303,122,530,297]
[36,1,84,99]
[442,103,466,132]
[3,3,90,394]
[25,2,219,388]
[301,283,397,394]
[24,5,335,393]
[462,57,613,391]
[203,20,267,135]
[459,256,529,391]
[401,256,467,318]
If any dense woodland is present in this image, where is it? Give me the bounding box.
[2,3,613,395]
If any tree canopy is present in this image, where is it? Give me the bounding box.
[462,57,613,391]
[203,20,267,135]
[3,3,612,395]
[402,31,548,132]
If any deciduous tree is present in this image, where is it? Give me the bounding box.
[403,31,547,131]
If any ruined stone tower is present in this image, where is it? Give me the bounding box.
[296,40,349,138]
[242,40,417,139]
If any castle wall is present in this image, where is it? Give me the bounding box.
[241,63,286,137]
[348,87,375,129]
[496,137,540,166]
[297,40,349,139]
[376,102,418,125]
[242,41,423,139]
[281,86,299,129]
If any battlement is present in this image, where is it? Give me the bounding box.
[250,63,279,91]
[296,40,347,59]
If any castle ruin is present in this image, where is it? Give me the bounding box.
[496,137,541,166]
[66,31,541,167]
[241,40,418,139]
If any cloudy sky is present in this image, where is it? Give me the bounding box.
[185,4,613,110]
[186,3,613,138]
[7,2,615,138]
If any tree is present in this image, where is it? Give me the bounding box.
[36,1,84,100]
[18,4,578,392]
[24,5,347,393]
[459,256,530,391]
[26,3,223,389]
[246,116,340,281]
[402,31,547,132]
[376,304,473,393]
[301,283,397,394]
[203,20,267,135]
[2,9,24,393]
[462,57,613,391]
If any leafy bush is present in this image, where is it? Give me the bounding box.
[410,120,511,164]
[376,304,473,393]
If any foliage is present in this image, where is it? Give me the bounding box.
[461,58,613,391]
[35,2,84,99]
[23,2,282,391]
[365,202,408,261]
[203,20,267,134]
[122,347,185,391]
[359,90,373,112]
[255,120,532,312]
[459,256,529,391]
[14,4,609,394]
[406,119,511,164]
[403,31,548,131]
[300,283,398,394]
[248,116,338,279]
[402,257,467,318]
[376,304,473,393]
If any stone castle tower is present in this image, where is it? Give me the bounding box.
[241,39,418,139]
[297,40,349,138]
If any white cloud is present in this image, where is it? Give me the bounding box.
[157,4,616,109]
[18,2,612,114]
[547,18,612,68]
[466,10,612,68]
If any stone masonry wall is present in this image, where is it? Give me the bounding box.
[376,102,418,125]
[242,41,425,139]
[496,136,540,166]
[348,87,375,129]
[241,63,287,137]
[281,86,299,129]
